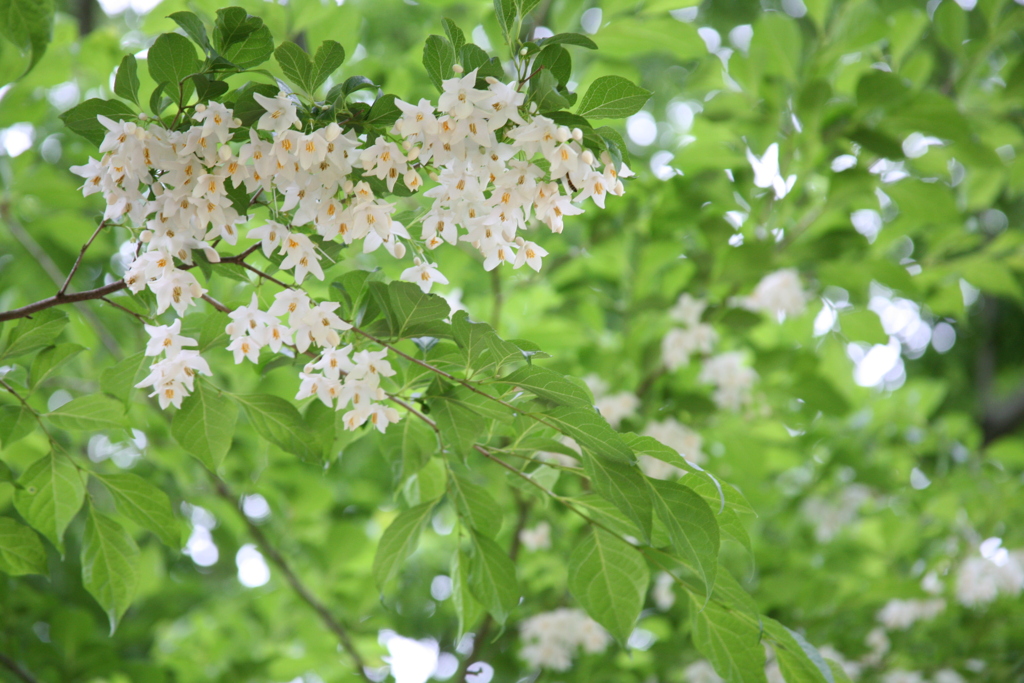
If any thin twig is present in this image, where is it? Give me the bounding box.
[100,296,151,322]
[58,220,107,297]
[0,652,38,683]
[201,294,232,314]
[1,379,52,439]
[210,475,374,683]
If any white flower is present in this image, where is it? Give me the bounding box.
[512,240,547,272]
[746,142,797,199]
[518,522,551,551]
[401,258,448,293]
[253,92,301,133]
[743,268,808,320]
[227,336,262,364]
[143,319,197,357]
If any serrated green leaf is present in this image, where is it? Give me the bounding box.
[648,479,719,598]
[493,0,516,41]
[0,0,55,76]
[59,98,138,147]
[364,94,402,128]
[546,407,633,462]
[580,450,652,543]
[452,310,496,372]
[81,506,140,634]
[13,453,85,554]
[275,41,313,95]
[45,395,127,431]
[441,18,465,53]
[310,40,345,92]
[577,75,652,119]
[427,387,486,457]
[691,597,768,683]
[373,502,434,590]
[236,394,318,461]
[0,405,36,447]
[213,7,273,68]
[148,33,200,95]
[468,531,519,624]
[496,365,593,408]
[30,343,84,389]
[96,472,181,550]
[451,549,484,638]
[423,35,455,92]
[568,527,649,644]
[101,351,148,406]
[0,516,47,576]
[379,281,451,339]
[763,618,834,683]
[172,382,237,471]
[1,308,67,361]
[114,54,141,106]
[538,32,598,49]
[168,11,211,53]
[449,474,503,537]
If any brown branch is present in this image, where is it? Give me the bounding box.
[210,475,374,683]
[0,282,128,322]
[100,296,151,322]
[0,650,39,683]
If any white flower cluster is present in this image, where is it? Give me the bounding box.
[800,484,873,543]
[519,608,610,671]
[70,67,628,423]
[662,294,718,370]
[639,418,705,480]
[876,598,946,631]
[135,319,211,408]
[699,351,758,411]
[740,268,808,321]
[955,550,1024,607]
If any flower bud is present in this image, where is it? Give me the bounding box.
[485,76,499,85]
[452,64,464,74]
[342,179,354,194]
[572,127,583,142]
[233,118,242,127]
[325,122,341,141]
[520,47,528,56]
[556,126,571,142]
[124,121,137,135]
[413,257,422,266]
[581,150,595,166]
[515,236,525,247]
[138,112,148,120]
[407,146,421,161]
[218,145,233,161]
[428,171,440,182]
[195,103,206,113]
[139,230,153,243]
[393,242,407,259]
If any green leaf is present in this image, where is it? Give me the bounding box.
[530,69,570,112]
[213,7,273,68]
[538,32,598,49]
[468,531,519,624]
[533,44,572,86]
[59,98,138,147]
[275,41,314,95]
[0,0,55,75]
[81,506,140,634]
[493,0,516,41]
[364,94,402,128]
[13,453,85,554]
[30,343,84,389]
[690,598,768,683]
[580,451,652,543]
[1,308,67,361]
[310,40,345,92]
[101,351,148,406]
[0,405,36,447]
[148,33,200,93]
[372,502,435,590]
[441,18,466,53]
[45,395,127,431]
[168,11,211,54]
[459,44,505,81]
[191,73,229,103]
[172,382,237,471]
[423,35,456,92]
[546,407,633,463]
[427,387,486,457]
[384,415,435,479]
[448,474,503,537]
[378,281,451,339]
[96,472,181,550]
[763,618,835,683]
[577,75,653,119]
[567,527,649,644]
[114,54,141,106]
[328,75,378,105]
[826,660,854,683]
[496,365,593,408]
[0,516,47,576]
[236,394,318,461]
[451,550,484,637]
[452,310,496,371]
[749,12,801,82]
[402,457,447,506]
[648,479,719,598]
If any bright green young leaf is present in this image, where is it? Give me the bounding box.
[648,479,719,598]
[148,33,200,93]
[468,531,519,624]
[580,451,653,543]
[172,382,237,471]
[0,516,47,576]
[441,18,465,53]
[0,405,36,447]
[496,365,594,408]
[448,473,503,537]
[81,506,140,634]
[422,35,455,92]
[546,407,633,462]
[114,54,141,106]
[567,527,649,644]
[30,343,84,389]
[236,394,318,461]
[577,75,653,119]
[1,308,67,361]
[451,549,484,638]
[13,453,85,554]
[763,618,835,683]
[691,598,768,683]
[427,387,486,457]
[45,395,127,431]
[96,472,182,550]
[493,0,516,42]
[373,502,435,590]
[100,351,148,406]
